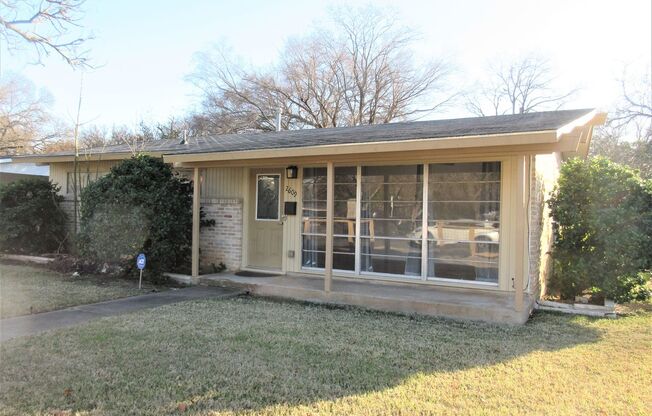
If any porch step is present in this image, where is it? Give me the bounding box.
[199,275,254,292]
[199,273,533,325]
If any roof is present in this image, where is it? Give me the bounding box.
[15,109,601,162]
[0,159,49,176]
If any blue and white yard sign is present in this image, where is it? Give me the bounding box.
[137,253,146,270]
[137,253,146,289]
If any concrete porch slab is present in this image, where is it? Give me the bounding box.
[200,273,534,324]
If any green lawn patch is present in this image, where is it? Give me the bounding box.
[0,297,650,415]
[0,262,163,318]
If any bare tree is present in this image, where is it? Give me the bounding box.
[609,68,651,142]
[466,56,576,116]
[591,125,652,178]
[188,6,453,134]
[0,0,91,67]
[590,66,652,177]
[0,74,63,154]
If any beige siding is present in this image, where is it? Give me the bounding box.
[200,167,245,198]
[283,174,301,273]
[49,160,118,195]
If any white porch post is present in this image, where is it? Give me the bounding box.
[325,161,334,292]
[191,167,201,278]
[513,155,527,311]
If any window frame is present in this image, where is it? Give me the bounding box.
[425,161,501,285]
[299,160,503,287]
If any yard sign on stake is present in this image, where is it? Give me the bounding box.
[136,253,146,289]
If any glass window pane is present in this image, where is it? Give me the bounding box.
[427,162,500,283]
[428,201,500,222]
[256,174,280,220]
[359,165,423,278]
[334,183,356,201]
[361,183,423,201]
[429,162,500,182]
[360,255,422,277]
[427,241,498,282]
[361,201,422,220]
[335,166,357,183]
[303,217,325,234]
[302,183,327,201]
[360,237,422,257]
[333,253,355,271]
[359,218,421,239]
[303,167,327,183]
[361,165,423,183]
[301,235,355,271]
[302,166,356,272]
[334,200,355,219]
[360,237,422,276]
[425,221,500,242]
[302,201,327,216]
[429,182,500,202]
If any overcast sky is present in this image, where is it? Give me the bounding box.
[1,0,650,130]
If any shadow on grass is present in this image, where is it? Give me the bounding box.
[0,296,605,415]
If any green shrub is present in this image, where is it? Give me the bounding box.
[609,272,652,304]
[548,157,652,301]
[0,179,68,254]
[78,156,193,282]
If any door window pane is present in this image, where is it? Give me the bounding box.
[256,174,280,220]
[427,162,500,283]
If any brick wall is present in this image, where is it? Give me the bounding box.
[528,154,561,299]
[199,198,243,272]
[59,195,80,237]
[58,196,244,273]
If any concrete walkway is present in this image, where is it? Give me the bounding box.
[0,286,242,343]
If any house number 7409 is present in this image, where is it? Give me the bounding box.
[285,185,297,198]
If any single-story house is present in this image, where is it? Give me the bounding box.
[15,109,605,323]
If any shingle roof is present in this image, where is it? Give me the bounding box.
[19,109,595,159]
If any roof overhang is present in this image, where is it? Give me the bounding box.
[164,110,607,165]
[12,110,607,165]
[13,151,164,164]
[555,110,607,159]
[163,130,559,164]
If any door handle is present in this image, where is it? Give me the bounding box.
[278,215,288,225]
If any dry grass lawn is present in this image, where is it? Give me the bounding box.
[0,296,650,415]
[0,262,162,318]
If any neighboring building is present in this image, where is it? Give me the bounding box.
[15,109,605,323]
[0,158,49,185]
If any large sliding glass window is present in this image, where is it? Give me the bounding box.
[427,162,501,283]
[360,165,423,277]
[301,167,356,271]
[301,162,501,285]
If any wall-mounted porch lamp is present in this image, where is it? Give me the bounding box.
[286,165,298,179]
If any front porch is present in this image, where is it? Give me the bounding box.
[198,272,534,324]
